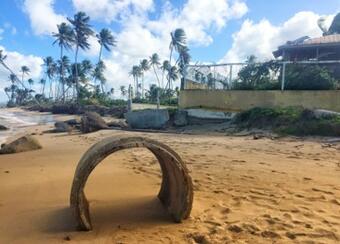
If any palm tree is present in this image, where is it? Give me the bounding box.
[20,66,30,84]
[139,59,149,98]
[57,55,71,99]
[177,46,191,89]
[28,78,34,89]
[129,65,141,97]
[149,53,161,87]
[67,12,94,99]
[52,22,74,102]
[93,61,106,93]
[167,65,179,90]
[4,87,11,100]
[328,12,340,34]
[43,57,57,99]
[161,60,171,89]
[0,50,28,90]
[40,79,46,95]
[10,84,18,104]
[120,85,127,97]
[109,88,114,97]
[8,74,17,103]
[96,28,116,62]
[169,28,187,64]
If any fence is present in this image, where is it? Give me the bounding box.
[184,60,340,91]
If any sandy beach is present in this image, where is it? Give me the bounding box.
[0,114,340,244]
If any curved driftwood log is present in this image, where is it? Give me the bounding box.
[70,136,194,231]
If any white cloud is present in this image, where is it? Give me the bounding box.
[23,0,66,35]
[0,46,44,101]
[72,0,154,23]
[221,11,335,62]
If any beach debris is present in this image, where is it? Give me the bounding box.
[124,109,169,129]
[80,112,109,133]
[106,119,128,129]
[64,119,81,126]
[0,135,42,154]
[54,121,73,133]
[0,124,8,130]
[57,122,70,131]
[70,136,193,231]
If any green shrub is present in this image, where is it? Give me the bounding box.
[283,65,336,90]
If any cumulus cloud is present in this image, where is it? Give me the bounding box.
[23,0,66,35]
[0,46,44,100]
[221,11,335,62]
[72,0,154,23]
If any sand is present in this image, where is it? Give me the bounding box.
[0,122,340,243]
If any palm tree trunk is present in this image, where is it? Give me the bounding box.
[93,44,103,87]
[142,73,144,99]
[60,46,65,103]
[0,61,26,89]
[152,65,160,87]
[74,45,80,101]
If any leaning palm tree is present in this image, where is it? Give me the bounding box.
[52,22,74,102]
[67,12,94,100]
[96,28,116,62]
[169,28,187,64]
[139,59,149,98]
[328,12,340,34]
[20,66,30,84]
[149,53,161,87]
[0,50,27,89]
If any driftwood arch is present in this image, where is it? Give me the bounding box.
[70,136,193,231]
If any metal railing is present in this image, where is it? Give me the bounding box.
[184,60,340,90]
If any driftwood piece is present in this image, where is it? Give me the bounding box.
[70,136,193,231]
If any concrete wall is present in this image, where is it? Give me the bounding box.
[179,90,340,112]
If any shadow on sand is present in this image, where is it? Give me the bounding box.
[43,196,172,234]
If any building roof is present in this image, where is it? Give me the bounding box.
[303,34,340,45]
[273,34,340,58]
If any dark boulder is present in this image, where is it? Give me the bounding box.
[80,112,109,133]
[0,124,8,130]
[0,135,42,154]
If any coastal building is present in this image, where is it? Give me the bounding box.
[273,34,340,61]
[273,34,340,78]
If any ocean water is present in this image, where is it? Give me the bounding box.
[0,109,56,144]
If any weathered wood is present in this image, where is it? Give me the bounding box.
[70,136,194,231]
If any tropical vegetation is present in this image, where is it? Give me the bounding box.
[1,11,188,108]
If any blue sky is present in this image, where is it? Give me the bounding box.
[0,0,339,102]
